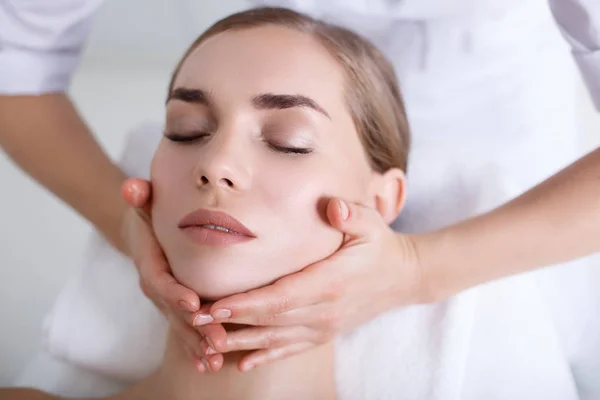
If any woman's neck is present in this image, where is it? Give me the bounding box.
[134,329,336,400]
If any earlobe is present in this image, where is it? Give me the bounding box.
[372,168,406,224]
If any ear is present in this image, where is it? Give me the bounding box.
[369,168,406,224]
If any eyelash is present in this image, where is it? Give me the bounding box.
[268,143,313,155]
[164,132,313,155]
[164,132,209,143]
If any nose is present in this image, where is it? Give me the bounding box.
[194,131,250,192]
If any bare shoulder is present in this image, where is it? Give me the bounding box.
[0,388,62,400]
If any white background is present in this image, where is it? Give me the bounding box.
[1,0,599,385]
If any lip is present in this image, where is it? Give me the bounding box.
[178,208,255,246]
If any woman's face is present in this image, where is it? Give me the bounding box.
[152,26,379,300]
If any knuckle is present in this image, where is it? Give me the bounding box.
[316,329,334,344]
[260,331,281,349]
[139,277,152,297]
[270,295,293,314]
[325,324,339,339]
[195,324,209,334]
[318,309,341,329]
[258,315,276,326]
[322,280,345,302]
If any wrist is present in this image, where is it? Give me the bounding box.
[93,173,130,256]
[409,229,455,304]
[392,232,436,306]
[114,204,134,258]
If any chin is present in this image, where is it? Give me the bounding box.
[168,253,282,302]
[164,233,342,301]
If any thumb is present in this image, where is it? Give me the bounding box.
[122,178,152,215]
[326,198,378,240]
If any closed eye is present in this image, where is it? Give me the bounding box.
[164,132,210,143]
[268,143,313,154]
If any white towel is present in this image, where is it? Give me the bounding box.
[333,144,580,400]
[15,352,126,398]
[34,122,599,399]
[42,123,167,382]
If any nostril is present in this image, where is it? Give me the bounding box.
[222,178,233,187]
[200,176,209,184]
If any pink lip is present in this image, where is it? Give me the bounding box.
[178,209,255,246]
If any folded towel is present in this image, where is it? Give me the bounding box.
[42,123,167,381]
[333,145,579,400]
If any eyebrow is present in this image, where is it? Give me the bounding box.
[252,93,330,119]
[167,87,330,119]
[167,88,211,106]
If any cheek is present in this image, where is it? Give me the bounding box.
[261,160,367,212]
[150,145,194,245]
[259,163,334,222]
[256,162,364,270]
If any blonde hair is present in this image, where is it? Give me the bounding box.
[168,7,410,173]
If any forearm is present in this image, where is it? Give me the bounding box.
[416,147,600,301]
[0,93,128,253]
[0,388,59,399]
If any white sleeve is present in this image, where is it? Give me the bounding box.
[0,0,104,95]
[549,0,600,110]
[254,0,496,20]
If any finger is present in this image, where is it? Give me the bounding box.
[211,260,346,322]
[168,313,206,359]
[224,326,314,353]
[140,242,200,312]
[238,342,315,372]
[185,303,213,326]
[196,324,228,354]
[206,353,224,373]
[220,306,303,327]
[121,178,152,212]
[144,262,200,312]
[194,345,223,373]
[191,356,207,373]
[183,304,228,356]
[326,198,381,241]
[225,304,337,329]
[209,269,323,322]
[178,337,206,373]
[181,339,215,374]
[174,324,224,373]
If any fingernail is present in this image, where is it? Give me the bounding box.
[126,185,135,197]
[205,347,217,355]
[339,200,349,220]
[212,309,232,319]
[193,314,214,326]
[241,362,255,372]
[201,357,211,372]
[195,359,206,373]
[132,188,141,204]
[188,349,206,373]
[205,336,217,355]
[178,300,193,312]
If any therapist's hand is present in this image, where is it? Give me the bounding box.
[196,199,424,372]
[121,178,222,372]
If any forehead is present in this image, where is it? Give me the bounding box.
[172,26,346,108]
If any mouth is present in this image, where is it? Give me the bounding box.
[200,224,238,234]
[178,208,255,244]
